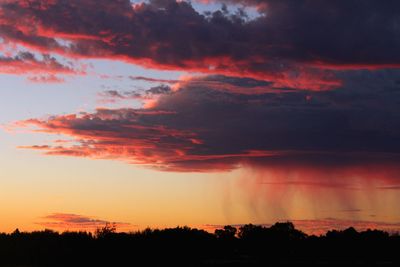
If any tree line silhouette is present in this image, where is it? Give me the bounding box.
[0,222,399,266]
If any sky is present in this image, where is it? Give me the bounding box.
[1,0,400,234]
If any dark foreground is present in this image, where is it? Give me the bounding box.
[0,222,399,266]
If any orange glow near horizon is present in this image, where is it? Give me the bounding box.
[1,0,400,238]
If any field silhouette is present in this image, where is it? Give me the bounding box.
[0,222,399,266]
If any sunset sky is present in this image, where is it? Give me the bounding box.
[1,0,400,234]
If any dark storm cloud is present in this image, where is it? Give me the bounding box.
[17,71,400,171]
[1,0,400,89]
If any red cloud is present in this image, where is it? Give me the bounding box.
[16,110,289,172]
[16,108,209,171]
[4,0,400,90]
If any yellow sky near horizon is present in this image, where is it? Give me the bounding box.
[1,136,400,234]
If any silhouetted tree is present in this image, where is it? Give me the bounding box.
[215,225,237,240]
[0,222,399,266]
[94,223,116,238]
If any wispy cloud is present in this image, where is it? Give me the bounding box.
[27,74,65,83]
[36,213,132,232]
[0,52,83,76]
[129,76,179,84]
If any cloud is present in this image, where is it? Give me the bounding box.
[97,85,172,105]
[129,76,179,84]
[145,84,173,95]
[259,181,358,190]
[0,51,82,76]
[14,71,400,172]
[173,74,284,94]
[2,1,400,89]
[196,0,269,12]
[27,74,65,83]
[98,90,141,101]
[99,76,277,105]
[376,185,400,190]
[36,213,132,231]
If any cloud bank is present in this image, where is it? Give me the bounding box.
[16,71,400,174]
[2,0,400,89]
